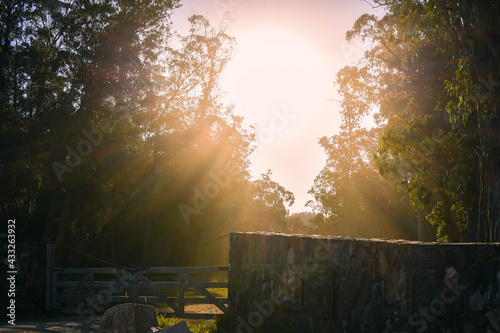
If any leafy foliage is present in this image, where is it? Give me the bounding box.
[335,0,500,242]
[0,0,294,266]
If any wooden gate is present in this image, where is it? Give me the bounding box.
[48,265,229,319]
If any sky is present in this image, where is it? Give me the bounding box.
[171,0,380,213]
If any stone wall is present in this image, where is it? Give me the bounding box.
[228,232,500,333]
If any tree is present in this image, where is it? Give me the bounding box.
[308,67,372,234]
[289,211,315,234]
[248,170,295,232]
[346,0,500,242]
[1,1,297,267]
[442,1,500,242]
[308,66,416,238]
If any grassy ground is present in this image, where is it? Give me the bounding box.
[157,315,219,333]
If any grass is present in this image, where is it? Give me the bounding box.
[157,314,218,333]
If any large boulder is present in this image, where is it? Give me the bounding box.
[99,303,158,333]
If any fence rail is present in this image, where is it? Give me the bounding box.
[47,264,229,319]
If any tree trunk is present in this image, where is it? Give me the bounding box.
[466,189,479,242]
[417,209,435,241]
[477,117,500,241]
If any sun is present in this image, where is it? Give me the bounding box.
[221,27,329,126]
[219,26,333,211]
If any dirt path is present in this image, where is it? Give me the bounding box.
[0,316,100,333]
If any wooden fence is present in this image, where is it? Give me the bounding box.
[46,246,229,319]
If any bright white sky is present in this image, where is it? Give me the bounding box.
[171,0,380,213]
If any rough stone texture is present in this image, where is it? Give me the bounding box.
[147,321,193,333]
[228,232,500,332]
[99,303,158,333]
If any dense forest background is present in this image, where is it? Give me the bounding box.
[2,0,500,267]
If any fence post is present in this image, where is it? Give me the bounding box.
[45,243,55,312]
[89,272,94,303]
[129,270,138,303]
[178,271,184,317]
